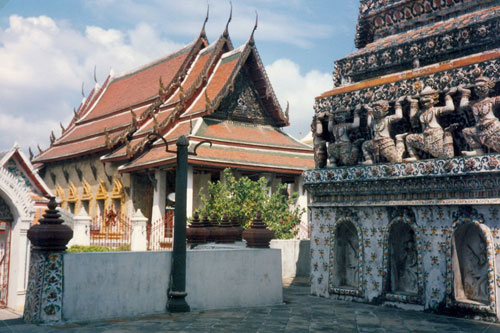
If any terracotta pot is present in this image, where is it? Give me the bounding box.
[242,211,274,248]
[231,215,243,241]
[214,215,238,243]
[204,214,219,242]
[186,212,209,246]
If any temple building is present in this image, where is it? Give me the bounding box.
[0,144,51,311]
[306,0,500,321]
[33,16,313,249]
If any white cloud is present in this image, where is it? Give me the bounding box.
[85,0,334,48]
[0,15,183,152]
[266,58,331,140]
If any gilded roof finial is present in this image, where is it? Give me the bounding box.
[29,147,34,161]
[200,3,209,38]
[60,122,65,134]
[94,65,98,83]
[37,144,43,154]
[250,10,258,45]
[285,101,290,122]
[223,1,232,38]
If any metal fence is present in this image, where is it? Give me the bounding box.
[147,208,174,251]
[90,210,132,249]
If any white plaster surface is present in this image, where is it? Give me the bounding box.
[62,248,282,321]
[270,239,310,278]
[63,251,171,321]
[186,248,283,310]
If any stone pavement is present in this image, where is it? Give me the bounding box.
[2,279,500,332]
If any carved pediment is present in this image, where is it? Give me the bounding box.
[214,70,271,124]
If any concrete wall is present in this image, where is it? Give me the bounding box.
[186,248,282,310]
[63,251,170,321]
[270,240,310,279]
[62,248,282,322]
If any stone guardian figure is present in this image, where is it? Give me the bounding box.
[361,97,408,164]
[327,107,362,167]
[459,76,500,155]
[405,86,457,161]
[312,113,328,168]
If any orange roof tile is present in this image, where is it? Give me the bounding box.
[196,120,309,150]
[185,52,241,116]
[168,48,214,103]
[83,44,194,121]
[36,136,107,162]
[119,142,313,173]
[136,107,176,135]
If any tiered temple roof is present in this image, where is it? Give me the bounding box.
[34,19,313,174]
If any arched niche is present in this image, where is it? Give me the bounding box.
[334,221,359,288]
[383,207,423,304]
[447,206,496,314]
[328,209,363,296]
[453,223,490,304]
[388,222,417,294]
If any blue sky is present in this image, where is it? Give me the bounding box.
[0,0,359,152]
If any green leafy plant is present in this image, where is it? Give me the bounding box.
[196,168,304,239]
[66,244,130,252]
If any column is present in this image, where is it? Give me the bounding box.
[24,198,73,324]
[151,169,166,225]
[70,208,91,246]
[131,209,148,251]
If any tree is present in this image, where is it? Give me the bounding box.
[196,168,304,239]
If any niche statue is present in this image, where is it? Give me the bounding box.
[405,86,458,161]
[459,76,500,155]
[327,107,362,167]
[361,97,408,164]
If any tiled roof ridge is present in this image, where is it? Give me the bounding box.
[189,133,313,153]
[112,39,197,84]
[84,36,209,157]
[120,35,233,161]
[201,40,288,126]
[78,72,113,118]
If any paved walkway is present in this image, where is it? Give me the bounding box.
[2,279,500,332]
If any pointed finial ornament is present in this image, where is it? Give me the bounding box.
[189,116,193,134]
[285,101,290,122]
[200,3,209,38]
[37,144,42,154]
[60,122,65,133]
[81,82,85,97]
[29,147,34,160]
[250,10,258,45]
[223,1,232,38]
[94,65,98,83]
[50,131,56,145]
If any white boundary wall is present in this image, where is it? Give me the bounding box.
[62,248,282,322]
[270,240,310,279]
